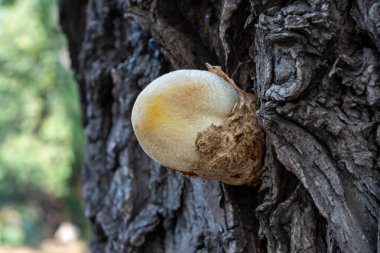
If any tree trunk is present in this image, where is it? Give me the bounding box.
[59,0,380,252]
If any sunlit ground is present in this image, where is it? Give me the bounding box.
[0,240,87,253]
[0,0,88,251]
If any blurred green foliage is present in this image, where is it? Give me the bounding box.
[0,0,86,245]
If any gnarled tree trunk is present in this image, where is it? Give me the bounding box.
[59,0,380,252]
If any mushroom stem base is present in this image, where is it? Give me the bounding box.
[182,65,264,186]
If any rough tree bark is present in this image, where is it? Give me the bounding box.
[59,0,380,252]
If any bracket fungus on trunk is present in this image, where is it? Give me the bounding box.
[131,64,264,186]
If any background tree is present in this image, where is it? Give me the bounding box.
[0,0,86,244]
[59,0,380,252]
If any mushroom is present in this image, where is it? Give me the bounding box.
[131,64,264,186]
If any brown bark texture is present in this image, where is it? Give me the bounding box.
[59,0,380,252]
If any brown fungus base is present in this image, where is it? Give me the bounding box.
[182,65,264,186]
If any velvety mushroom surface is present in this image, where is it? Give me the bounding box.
[132,70,239,172]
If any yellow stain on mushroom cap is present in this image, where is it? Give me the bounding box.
[131,70,239,171]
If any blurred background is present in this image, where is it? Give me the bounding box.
[0,0,88,252]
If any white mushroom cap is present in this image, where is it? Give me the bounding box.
[131,70,239,172]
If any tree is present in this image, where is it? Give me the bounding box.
[0,0,85,244]
[59,0,380,252]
